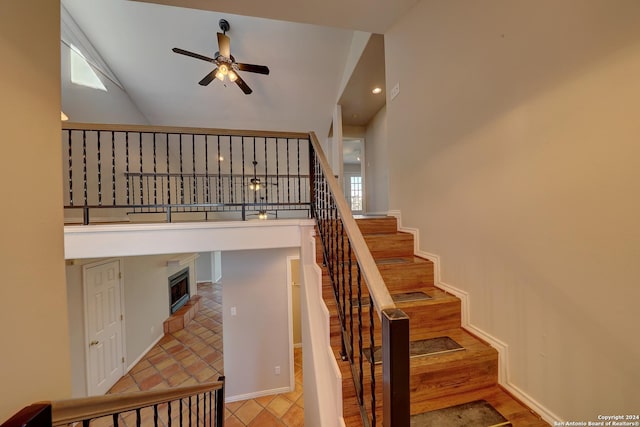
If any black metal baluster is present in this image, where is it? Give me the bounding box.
[136,408,141,427]
[82,130,88,207]
[357,266,364,406]
[228,136,233,206]
[126,132,130,205]
[297,138,301,203]
[111,132,116,206]
[168,400,172,427]
[263,137,268,205]
[370,298,376,427]
[196,392,200,425]
[348,239,354,361]
[217,136,222,204]
[189,396,192,427]
[153,133,158,208]
[241,137,246,210]
[205,135,210,205]
[179,397,183,427]
[180,135,185,205]
[139,133,144,206]
[83,419,90,427]
[286,139,291,203]
[340,216,347,360]
[252,138,258,205]
[153,404,159,427]
[112,413,118,426]
[191,135,196,206]
[97,131,103,206]
[276,138,280,206]
[67,130,73,206]
[167,134,171,206]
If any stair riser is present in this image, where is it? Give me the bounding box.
[317,217,399,237]
[316,233,415,262]
[340,354,498,415]
[356,217,398,234]
[379,263,435,290]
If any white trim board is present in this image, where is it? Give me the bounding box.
[226,386,292,403]
[126,334,163,373]
[387,210,561,425]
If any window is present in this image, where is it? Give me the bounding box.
[350,176,362,211]
[70,43,107,91]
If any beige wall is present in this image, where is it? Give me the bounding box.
[385,0,640,420]
[222,248,299,399]
[0,1,71,420]
[364,105,388,213]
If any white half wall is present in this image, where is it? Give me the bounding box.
[221,247,299,399]
[64,219,314,259]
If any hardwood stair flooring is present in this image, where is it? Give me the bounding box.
[316,216,549,426]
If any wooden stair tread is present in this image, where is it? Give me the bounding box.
[410,385,549,426]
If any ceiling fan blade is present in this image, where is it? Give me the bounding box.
[234,73,253,95]
[199,69,218,86]
[236,63,270,75]
[217,32,230,58]
[172,48,215,63]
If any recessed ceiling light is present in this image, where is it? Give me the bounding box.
[372,87,382,94]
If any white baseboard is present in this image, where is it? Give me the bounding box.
[386,209,561,425]
[226,386,292,403]
[126,334,163,373]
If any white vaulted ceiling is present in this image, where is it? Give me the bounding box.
[62,0,413,136]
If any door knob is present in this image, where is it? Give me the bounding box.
[90,340,100,346]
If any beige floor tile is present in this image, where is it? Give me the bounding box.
[234,400,263,425]
[267,396,294,418]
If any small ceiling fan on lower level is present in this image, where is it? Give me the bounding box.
[172,19,270,95]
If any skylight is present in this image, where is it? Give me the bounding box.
[70,44,107,92]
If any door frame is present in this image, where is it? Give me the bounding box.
[83,258,126,395]
[286,255,300,392]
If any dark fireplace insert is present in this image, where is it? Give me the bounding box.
[169,268,190,314]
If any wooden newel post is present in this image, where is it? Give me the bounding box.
[0,403,52,427]
[382,308,410,427]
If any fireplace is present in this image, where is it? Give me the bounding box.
[169,268,190,314]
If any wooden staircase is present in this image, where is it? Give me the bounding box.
[317,216,549,426]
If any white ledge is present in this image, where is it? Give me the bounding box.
[64,219,315,259]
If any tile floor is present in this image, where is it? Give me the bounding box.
[106,282,304,426]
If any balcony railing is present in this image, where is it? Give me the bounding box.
[62,123,311,224]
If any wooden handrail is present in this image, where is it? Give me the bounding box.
[308,132,395,316]
[62,122,310,139]
[47,380,223,425]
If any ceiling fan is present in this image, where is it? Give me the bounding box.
[172,19,270,95]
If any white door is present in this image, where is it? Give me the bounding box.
[84,259,124,396]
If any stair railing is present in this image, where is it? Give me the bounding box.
[1,378,224,427]
[308,132,410,427]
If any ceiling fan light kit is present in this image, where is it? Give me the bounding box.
[172,18,270,95]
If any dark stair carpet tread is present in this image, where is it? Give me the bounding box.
[353,291,432,307]
[376,257,411,265]
[365,336,464,364]
[411,400,511,427]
